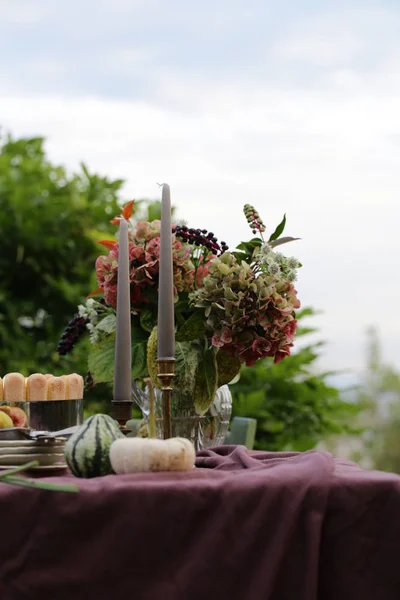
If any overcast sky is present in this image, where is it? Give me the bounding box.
[1,0,400,384]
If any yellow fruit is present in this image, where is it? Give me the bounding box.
[0,411,14,428]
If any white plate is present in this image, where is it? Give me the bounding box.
[0,446,65,455]
[0,439,65,448]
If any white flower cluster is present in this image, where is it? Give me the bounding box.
[256,244,299,282]
[78,299,101,344]
[78,298,99,324]
[78,299,117,345]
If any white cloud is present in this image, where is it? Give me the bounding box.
[272,7,399,67]
[0,0,49,25]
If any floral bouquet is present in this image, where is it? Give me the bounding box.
[58,202,301,417]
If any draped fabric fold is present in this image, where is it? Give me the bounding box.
[1,447,400,599]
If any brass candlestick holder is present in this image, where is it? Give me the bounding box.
[157,358,175,439]
[112,400,133,434]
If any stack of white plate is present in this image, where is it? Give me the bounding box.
[0,438,67,471]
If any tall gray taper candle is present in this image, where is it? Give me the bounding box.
[157,183,175,360]
[113,218,132,401]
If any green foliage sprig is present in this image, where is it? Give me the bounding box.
[0,461,79,492]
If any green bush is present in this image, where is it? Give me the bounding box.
[231,308,359,451]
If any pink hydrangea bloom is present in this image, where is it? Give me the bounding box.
[96,224,196,309]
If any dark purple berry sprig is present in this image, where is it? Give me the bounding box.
[173,225,229,255]
[57,314,88,356]
[243,204,266,238]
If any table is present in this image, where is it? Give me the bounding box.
[1,446,400,600]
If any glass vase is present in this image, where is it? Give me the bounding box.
[131,383,232,451]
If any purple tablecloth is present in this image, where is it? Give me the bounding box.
[1,446,400,600]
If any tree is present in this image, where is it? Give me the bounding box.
[0,133,123,379]
[352,327,400,472]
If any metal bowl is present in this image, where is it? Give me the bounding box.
[0,399,83,433]
[29,399,84,431]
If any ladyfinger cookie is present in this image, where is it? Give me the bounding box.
[63,374,84,399]
[26,374,48,401]
[75,373,84,399]
[47,376,66,400]
[3,372,26,402]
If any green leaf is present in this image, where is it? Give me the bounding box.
[131,340,148,379]
[174,292,190,314]
[194,347,218,415]
[176,310,207,342]
[236,238,263,254]
[175,341,201,393]
[269,236,300,248]
[216,348,241,386]
[88,334,115,383]
[296,307,319,319]
[296,327,318,337]
[147,331,200,392]
[131,327,149,379]
[232,251,250,263]
[131,325,149,344]
[233,238,263,264]
[81,162,91,181]
[95,314,116,335]
[88,329,149,384]
[229,372,241,385]
[247,238,263,248]
[140,308,156,333]
[268,214,286,241]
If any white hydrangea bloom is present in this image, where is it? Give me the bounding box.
[269,262,281,275]
[265,254,277,266]
[258,243,272,257]
[287,257,299,270]
[273,252,284,264]
[88,308,99,323]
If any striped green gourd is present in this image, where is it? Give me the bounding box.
[65,414,124,478]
